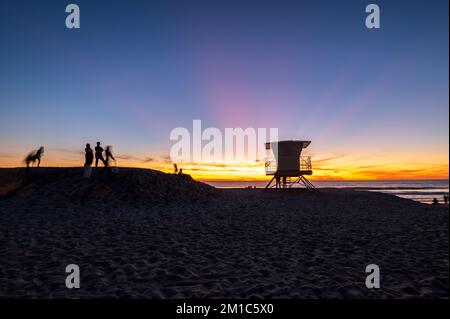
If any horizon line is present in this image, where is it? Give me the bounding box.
[1,166,448,182]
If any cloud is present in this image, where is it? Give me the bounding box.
[313,153,347,163]
[161,155,172,163]
[141,157,155,163]
[354,165,382,169]
[115,154,156,163]
[115,154,140,161]
[47,147,83,155]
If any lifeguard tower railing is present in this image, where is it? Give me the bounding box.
[265,155,312,175]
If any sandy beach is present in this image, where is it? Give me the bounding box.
[0,167,448,298]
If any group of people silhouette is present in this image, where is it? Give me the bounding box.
[173,163,183,176]
[24,142,116,178]
[84,142,115,177]
[433,195,449,205]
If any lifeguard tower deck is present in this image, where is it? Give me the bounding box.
[264,140,317,190]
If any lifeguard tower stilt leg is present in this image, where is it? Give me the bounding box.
[265,176,276,189]
[293,175,317,190]
[264,175,317,190]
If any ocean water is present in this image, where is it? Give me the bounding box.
[205,180,450,204]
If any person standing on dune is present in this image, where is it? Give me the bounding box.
[83,143,93,178]
[95,142,106,167]
[105,145,115,168]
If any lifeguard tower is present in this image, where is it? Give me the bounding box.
[264,140,316,190]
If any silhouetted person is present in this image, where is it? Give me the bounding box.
[432,198,439,205]
[25,146,44,168]
[95,142,106,167]
[275,175,281,188]
[83,143,93,178]
[178,169,183,176]
[174,163,178,174]
[282,176,287,188]
[105,145,115,168]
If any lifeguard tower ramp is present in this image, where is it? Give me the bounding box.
[264,140,317,190]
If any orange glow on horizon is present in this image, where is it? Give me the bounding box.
[0,152,448,181]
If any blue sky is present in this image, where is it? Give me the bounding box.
[0,0,448,179]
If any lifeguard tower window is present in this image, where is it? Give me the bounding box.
[264,140,316,190]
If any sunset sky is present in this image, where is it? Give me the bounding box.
[0,0,448,181]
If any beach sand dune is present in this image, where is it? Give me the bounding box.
[0,168,448,298]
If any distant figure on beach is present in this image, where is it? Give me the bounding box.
[282,176,287,188]
[105,145,115,168]
[174,163,178,174]
[275,175,281,188]
[83,143,93,178]
[432,198,439,205]
[178,168,183,176]
[25,146,44,168]
[95,142,106,167]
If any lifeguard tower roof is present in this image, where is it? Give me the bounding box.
[265,140,311,150]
